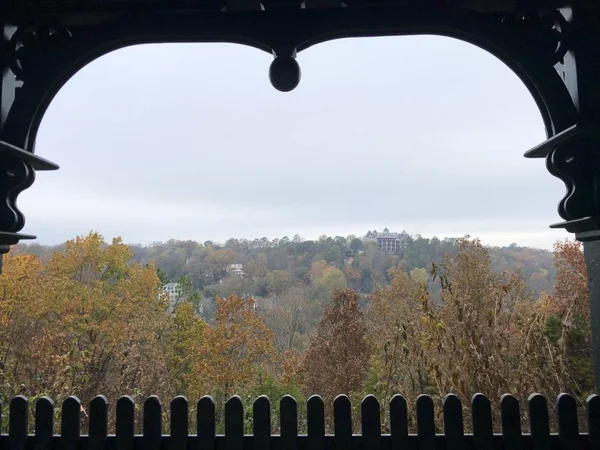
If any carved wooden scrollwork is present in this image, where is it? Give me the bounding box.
[501,9,571,65]
[0,142,58,259]
[0,158,35,233]
[535,129,600,239]
[8,23,73,82]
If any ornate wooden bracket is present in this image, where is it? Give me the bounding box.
[0,141,58,269]
[521,4,600,391]
[523,7,600,242]
[0,25,59,268]
[8,22,73,83]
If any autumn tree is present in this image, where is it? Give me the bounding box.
[0,253,49,395]
[541,241,594,398]
[367,268,431,410]
[265,270,294,295]
[309,260,328,280]
[166,301,207,396]
[343,264,362,291]
[205,248,239,281]
[310,263,347,304]
[0,232,169,405]
[303,289,370,404]
[418,237,580,413]
[422,239,525,399]
[261,287,312,350]
[196,294,275,400]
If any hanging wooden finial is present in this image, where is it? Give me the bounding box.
[269,48,301,92]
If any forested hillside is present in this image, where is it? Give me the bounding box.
[2,232,591,430]
[14,232,556,320]
[12,232,557,356]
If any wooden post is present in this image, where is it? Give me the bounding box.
[584,240,600,393]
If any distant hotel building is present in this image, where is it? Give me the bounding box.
[364,228,403,253]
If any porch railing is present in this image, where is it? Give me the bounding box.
[3,393,599,450]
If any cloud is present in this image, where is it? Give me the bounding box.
[21,36,569,248]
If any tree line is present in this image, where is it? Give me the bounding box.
[14,232,555,320]
[0,232,591,431]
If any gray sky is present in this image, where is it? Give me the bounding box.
[20,35,569,249]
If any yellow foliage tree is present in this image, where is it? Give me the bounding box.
[167,301,208,396]
[195,294,275,399]
[0,232,169,405]
[368,268,431,409]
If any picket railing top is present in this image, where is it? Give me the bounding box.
[1,393,598,442]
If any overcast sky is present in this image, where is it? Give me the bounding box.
[20,35,569,249]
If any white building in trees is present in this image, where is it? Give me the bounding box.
[163,282,181,304]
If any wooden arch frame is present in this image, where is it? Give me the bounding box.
[0,6,579,151]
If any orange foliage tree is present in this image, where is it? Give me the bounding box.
[195,294,275,400]
[303,289,370,405]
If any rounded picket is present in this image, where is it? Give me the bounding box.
[89,396,108,450]
[443,394,464,450]
[143,396,162,450]
[472,394,493,450]
[197,396,215,450]
[500,394,522,450]
[390,395,408,450]
[10,396,28,450]
[170,396,189,450]
[225,396,244,450]
[587,394,600,450]
[281,396,298,450]
[307,395,325,450]
[557,393,579,450]
[528,394,550,450]
[361,395,381,450]
[253,396,271,450]
[61,397,81,450]
[416,395,435,450]
[35,397,54,450]
[334,395,352,450]
[116,396,135,450]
